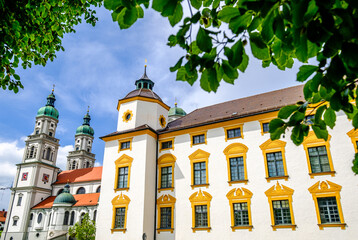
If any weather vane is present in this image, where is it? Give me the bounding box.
[87,105,90,113]
[52,84,55,93]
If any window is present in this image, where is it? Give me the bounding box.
[45,147,51,160]
[347,128,358,153]
[75,147,79,151]
[49,132,53,137]
[157,194,176,233]
[48,213,51,226]
[305,115,314,124]
[70,211,75,225]
[303,131,335,178]
[63,211,69,225]
[192,134,205,145]
[224,125,244,141]
[260,139,288,182]
[308,180,346,229]
[76,187,86,194]
[51,123,54,128]
[230,157,245,181]
[189,149,210,189]
[114,154,133,192]
[29,146,35,158]
[17,195,22,206]
[96,186,101,193]
[37,213,43,224]
[88,141,91,144]
[93,210,97,222]
[158,154,176,192]
[227,188,253,231]
[111,193,130,233]
[160,140,173,151]
[13,217,18,226]
[159,115,166,128]
[57,189,64,195]
[122,110,133,122]
[35,130,39,135]
[71,162,76,170]
[38,122,40,126]
[189,190,212,232]
[265,182,296,230]
[86,161,90,168]
[29,213,33,227]
[118,139,132,152]
[262,122,270,133]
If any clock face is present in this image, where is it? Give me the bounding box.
[42,174,50,184]
[22,172,28,181]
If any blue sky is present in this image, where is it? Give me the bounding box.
[0,6,301,210]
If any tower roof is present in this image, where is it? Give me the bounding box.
[134,65,155,90]
[36,89,59,120]
[76,109,94,136]
[168,103,187,117]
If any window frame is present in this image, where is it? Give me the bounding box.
[118,138,133,152]
[223,143,248,185]
[224,124,244,141]
[347,128,358,153]
[226,188,253,231]
[158,154,176,192]
[189,149,210,189]
[260,139,289,182]
[265,182,296,231]
[159,138,175,152]
[157,194,176,233]
[259,118,274,135]
[114,154,133,192]
[122,110,133,123]
[111,193,130,233]
[308,180,346,230]
[189,190,212,232]
[302,131,335,178]
[190,131,207,147]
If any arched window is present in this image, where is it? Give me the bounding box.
[37,213,43,224]
[45,147,51,160]
[63,211,69,225]
[76,146,79,151]
[29,213,33,227]
[29,146,35,158]
[143,83,148,88]
[76,187,86,194]
[96,186,101,193]
[57,189,64,195]
[87,148,90,152]
[48,213,51,226]
[86,162,90,168]
[72,162,76,170]
[70,211,75,225]
[50,152,53,161]
[80,213,86,223]
[93,210,97,222]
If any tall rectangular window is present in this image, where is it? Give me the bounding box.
[233,202,249,226]
[120,141,130,150]
[266,152,285,177]
[195,205,208,227]
[193,162,206,185]
[161,166,172,188]
[161,141,172,150]
[192,134,205,145]
[160,207,172,229]
[17,196,22,206]
[230,157,245,181]
[308,146,331,173]
[114,207,126,229]
[262,123,270,133]
[227,128,241,139]
[272,200,292,225]
[117,167,128,189]
[317,197,340,223]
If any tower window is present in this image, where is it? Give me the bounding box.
[87,148,90,152]
[45,147,51,160]
[48,213,52,226]
[96,186,101,193]
[76,146,79,151]
[88,141,91,145]
[49,132,53,137]
[76,187,86,194]
[86,161,90,168]
[72,162,76,170]
[37,213,43,224]
[37,122,40,126]
[17,195,22,206]
[63,211,69,225]
[143,83,148,88]
[35,130,39,135]
[51,123,54,128]
[70,211,75,225]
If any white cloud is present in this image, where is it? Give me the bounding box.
[94,162,102,167]
[56,145,74,170]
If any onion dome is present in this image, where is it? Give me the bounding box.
[37,89,59,120]
[54,184,76,205]
[76,109,94,136]
[168,103,187,117]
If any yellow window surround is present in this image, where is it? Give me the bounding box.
[259,139,289,182]
[347,128,358,153]
[118,138,133,152]
[189,149,210,189]
[223,143,249,185]
[159,138,175,152]
[158,154,176,192]
[224,124,244,141]
[189,190,212,232]
[159,115,167,128]
[302,131,335,178]
[111,193,130,233]
[308,180,346,230]
[157,194,176,233]
[259,117,275,136]
[114,154,133,192]
[122,110,133,123]
[265,182,296,231]
[190,131,207,147]
[226,188,253,231]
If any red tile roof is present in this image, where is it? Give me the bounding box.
[32,193,100,209]
[0,210,7,222]
[54,167,102,184]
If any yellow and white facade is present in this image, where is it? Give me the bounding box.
[96,73,358,240]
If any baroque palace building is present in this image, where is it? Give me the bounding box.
[96,69,358,240]
[2,69,358,240]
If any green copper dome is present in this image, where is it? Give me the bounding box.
[168,104,186,117]
[54,184,76,205]
[75,111,94,136]
[36,92,59,120]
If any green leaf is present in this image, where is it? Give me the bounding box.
[123,7,138,27]
[278,105,298,119]
[217,6,240,23]
[200,69,210,92]
[229,12,252,34]
[238,52,249,72]
[168,3,183,26]
[269,118,285,133]
[314,105,327,123]
[222,60,238,80]
[229,41,243,68]
[310,72,322,92]
[297,65,317,82]
[249,32,270,60]
[324,107,336,129]
[207,67,219,92]
[312,125,328,141]
[197,27,212,52]
[261,8,275,43]
[13,74,20,80]
[170,56,184,72]
[190,0,202,9]
[353,112,358,129]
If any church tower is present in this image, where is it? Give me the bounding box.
[2,89,60,240]
[66,109,96,170]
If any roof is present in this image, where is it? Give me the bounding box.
[161,85,304,132]
[100,124,157,139]
[54,167,102,185]
[123,88,163,102]
[0,210,7,222]
[32,193,100,209]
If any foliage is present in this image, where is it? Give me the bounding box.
[104,0,358,173]
[68,213,96,240]
[0,0,102,93]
